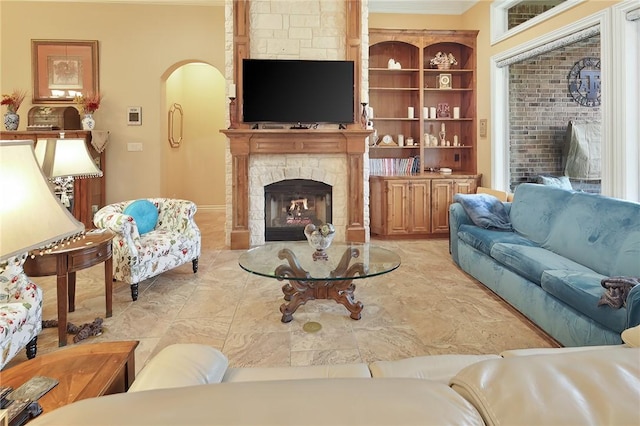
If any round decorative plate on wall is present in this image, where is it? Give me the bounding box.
[568,57,601,107]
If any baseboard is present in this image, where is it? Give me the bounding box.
[196,205,226,211]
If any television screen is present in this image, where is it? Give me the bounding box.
[242,59,355,125]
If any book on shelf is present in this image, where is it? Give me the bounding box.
[370,156,420,176]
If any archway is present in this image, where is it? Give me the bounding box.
[161,62,226,208]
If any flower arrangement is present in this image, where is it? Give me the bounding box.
[1,89,27,114]
[430,52,458,68]
[74,93,102,114]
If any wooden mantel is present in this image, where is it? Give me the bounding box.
[220,129,372,249]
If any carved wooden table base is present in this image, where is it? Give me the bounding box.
[275,247,367,323]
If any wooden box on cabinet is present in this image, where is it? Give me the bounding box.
[0,130,105,230]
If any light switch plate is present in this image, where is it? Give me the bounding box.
[127,143,143,152]
[479,119,487,137]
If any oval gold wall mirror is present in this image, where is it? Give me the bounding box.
[168,103,183,148]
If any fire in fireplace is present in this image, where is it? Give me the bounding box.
[264,179,332,241]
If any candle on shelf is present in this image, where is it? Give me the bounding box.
[453,107,460,119]
[441,123,445,132]
[430,107,437,119]
[454,135,459,146]
[229,83,237,99]
[361,90,368,104]
[407,107,414,119]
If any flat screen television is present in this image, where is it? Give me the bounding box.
[242,59,355,125]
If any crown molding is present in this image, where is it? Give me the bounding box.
[0,0,224,5]
[369,0,479,15]
[5,0,475,14]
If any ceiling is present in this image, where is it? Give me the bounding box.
[9,0,480,15]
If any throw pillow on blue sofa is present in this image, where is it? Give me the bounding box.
[454,193,512,231]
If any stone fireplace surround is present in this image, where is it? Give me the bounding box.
[251,154,346,246]
[221,129,371,249]
[263,170,335,242]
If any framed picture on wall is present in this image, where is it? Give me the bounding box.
[31,40,99,103]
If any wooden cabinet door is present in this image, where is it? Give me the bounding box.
[431,179,453,233]
[369,177,385,235]
[453,179,477,196]
[386,180,410,235]
[409,180,430,233]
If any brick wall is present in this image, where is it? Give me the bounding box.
[508,35,601,193]
[508,1,564,30]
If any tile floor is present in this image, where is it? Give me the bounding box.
[5,210,556,373]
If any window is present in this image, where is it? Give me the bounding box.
[491,0,584,45]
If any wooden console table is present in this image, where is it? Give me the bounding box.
[0,341,138,415]
[24,232,114,347]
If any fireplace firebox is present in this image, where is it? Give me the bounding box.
[264,179,332,241]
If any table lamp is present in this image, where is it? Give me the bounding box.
[34,138,103,212]
[0,140,84,264]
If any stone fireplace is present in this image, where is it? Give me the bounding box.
[222,1,370,248]
[264,178,333,242]
[253,154,345,245]
[221,129,370,249]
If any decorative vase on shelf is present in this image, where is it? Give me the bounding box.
[82,113,95,130]
[3,112,19,130]
[304,223,336,261]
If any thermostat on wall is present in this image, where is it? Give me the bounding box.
[127,106,142,125]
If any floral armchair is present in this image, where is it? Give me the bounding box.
[1,253,43,370]
[93,198,201,301]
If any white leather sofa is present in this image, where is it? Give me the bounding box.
[30,334,640,425]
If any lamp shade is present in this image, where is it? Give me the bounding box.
[35,138,103,179]
[0,140,84,262]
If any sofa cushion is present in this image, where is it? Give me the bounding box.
[541,270,628,332]
[128,344,229,392]
[450,347,640,426]
[509,183,573,244]
[369,354,499,384]
[457,225,539,257]
[123,199,158,235]
[542,192,640,277]
[535,175,573,189]
[453,193,512,231]
[614,231,640,278]
[622,324,640,347]
[223,363,371,382]
[490,243,594,286]
[30,378,486,426]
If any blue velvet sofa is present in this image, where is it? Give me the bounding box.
[449,183,640,346]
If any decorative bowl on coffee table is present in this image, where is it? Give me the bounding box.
[304,223,335,261]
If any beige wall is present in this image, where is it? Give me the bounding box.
[0,1,226,206]
[1,1,618,207]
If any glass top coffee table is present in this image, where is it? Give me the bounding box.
[239,242,401,323]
